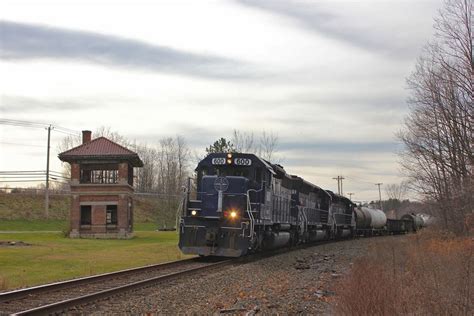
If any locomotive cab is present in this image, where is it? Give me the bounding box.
[179,153,273,257]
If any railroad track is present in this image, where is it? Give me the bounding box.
[0,237,367,315]
[0,257,233,315]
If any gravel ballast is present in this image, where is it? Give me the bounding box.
[76,236,406,315]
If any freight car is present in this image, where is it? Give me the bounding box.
[178,153,420,257]
[354,206,387,236]
[401,213,425,231]
[386,218,414,234]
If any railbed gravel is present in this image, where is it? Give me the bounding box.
[72,236,406,315]
[0,260,213,315]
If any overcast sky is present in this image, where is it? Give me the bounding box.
[0,0,443,201]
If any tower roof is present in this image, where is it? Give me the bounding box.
[58,137,143,167]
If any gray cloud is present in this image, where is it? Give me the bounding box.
[236,0,433,59]
[0,95,99,114]
[128,124,218,147]
[0,20,254,79]
[279,140,402,153]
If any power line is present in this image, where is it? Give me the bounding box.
[0,170,67,176]
[0,180,47,183]
[53,129,81,137]
[345,175,376,185]
[0,118,80,136]
[0,119,48,128]
[0,176,48,179]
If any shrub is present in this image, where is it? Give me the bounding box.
[334,230,473,315]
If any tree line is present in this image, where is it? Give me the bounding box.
[400,0,473,234]
[57,128,279,225]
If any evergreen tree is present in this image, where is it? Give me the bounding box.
[205,138,235,154]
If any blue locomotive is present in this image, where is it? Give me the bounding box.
[178,153,356,257]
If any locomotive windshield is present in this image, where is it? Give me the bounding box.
[214,166,250,178]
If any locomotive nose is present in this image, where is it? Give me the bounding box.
[200,175,248,217]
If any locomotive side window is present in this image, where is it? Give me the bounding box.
[197,167,209,188]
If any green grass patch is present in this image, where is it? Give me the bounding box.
[134,222,160,231]
[0,231,190,290]
[0,220,164,232]
[0,219,68,231]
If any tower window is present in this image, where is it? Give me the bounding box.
[106,205,118,225]
[80,205,92,225]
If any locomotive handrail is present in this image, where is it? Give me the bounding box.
[246,192,255,242]
[246,187,264,243]
[301,206,308,235]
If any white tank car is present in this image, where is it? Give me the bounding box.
[418,213,434,227]
[355,207,387,229]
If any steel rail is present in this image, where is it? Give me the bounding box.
[2,236,385,315]
[0,257,200,303]
[11,259,232,316]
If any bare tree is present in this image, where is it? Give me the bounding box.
[385,182,408,201]
[259,130,279,161]
[94,126,131,147]
[134,144,158,192]
[230,129,279,161]
[232,130,255,153]
[400,0,473,234]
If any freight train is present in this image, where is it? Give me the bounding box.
[178,153,426,257]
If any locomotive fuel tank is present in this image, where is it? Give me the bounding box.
[355,207,387,229]
[338,229,352,238]
[308,230,327,242]
[263,232,291,250]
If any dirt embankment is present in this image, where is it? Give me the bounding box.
[0,193,176,227]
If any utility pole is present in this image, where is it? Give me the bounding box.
[332,176,345,195]
[45,125,52,219]
[375,183,383,210]
[348,192,354,200]
[340,176,344,196]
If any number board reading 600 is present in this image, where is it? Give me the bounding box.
[212,158,226,165]
[234,158,252,166]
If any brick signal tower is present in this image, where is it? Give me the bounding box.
[59,130,143,238]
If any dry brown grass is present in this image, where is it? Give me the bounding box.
[334,230,473,315]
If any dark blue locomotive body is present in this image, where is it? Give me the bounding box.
[178,153,356,257]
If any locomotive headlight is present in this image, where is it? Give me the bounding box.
[227,159,232,165]
[227,153,232,159]
[230,211,237,219]
[191,210,197,216]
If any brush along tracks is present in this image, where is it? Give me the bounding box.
[0,257,232,315]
